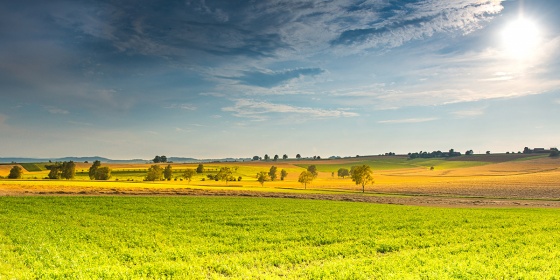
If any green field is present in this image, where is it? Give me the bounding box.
[1,197,560,279]
[299,157,491,173]
[19,163,46,172]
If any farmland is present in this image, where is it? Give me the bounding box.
[1,154,560,278]
[1,154,559,204]
[2,196,560,279]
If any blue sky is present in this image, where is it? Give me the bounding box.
[1,0,559,159]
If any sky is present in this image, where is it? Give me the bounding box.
[1,0,559,159]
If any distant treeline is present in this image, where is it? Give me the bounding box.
[408,149,462,159]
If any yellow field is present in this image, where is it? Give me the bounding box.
[1,156,559,203]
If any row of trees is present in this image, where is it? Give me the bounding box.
[408,149,462,159]
[295,165,373,192]
[253,154,327,161]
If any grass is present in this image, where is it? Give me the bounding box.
[19,163,45,172]
[298,157,490,173]
[1,196,560,279]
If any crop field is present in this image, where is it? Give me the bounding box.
[0,155,559,203]
[0,154,559,278]
[2,196,560,279]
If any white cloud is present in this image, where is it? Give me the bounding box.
[222,99,358,120]
[67,121,93,126]
[378,118,438,124]
[199,92,226,98]
[165,103,197,110]
[452,109,485,118]
[43,106,69,114]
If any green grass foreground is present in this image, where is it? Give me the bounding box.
[1,197,560,279]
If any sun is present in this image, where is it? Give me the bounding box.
[501,17,540,59]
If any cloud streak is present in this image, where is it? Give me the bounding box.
[223,68,325,88]
[222,99,358,120]
[378,118,438,124]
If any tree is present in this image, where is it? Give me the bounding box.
[256,171,269,187]
[337,168,350,178]
[182,169,196,184]
[269,166,278,181]
[298,171,314,189]
[89,160,101,180]
[264,154,270,161]
[283,154,288,160]
[296,154,301,159]
[153,155,168,163]
[163,164,173,181]
[146,165,163,181]
[252,156,260,161]
[550,148,560,157]
[307,165,318,178]
[486,151,491,155]
[8,166,23,179]
[273,154,279,161]
[465,150,474,155]
[280,169,288,181]
[45,161,74,180]
[61,161,76,180]
[217,167,233,185]
[350,165,374,193]
[47,163,61,179]
[94,167,112,180]
[196,164,204,173]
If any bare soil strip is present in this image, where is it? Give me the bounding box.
[2,185,560,208]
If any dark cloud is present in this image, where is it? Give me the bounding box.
[224,68,325,88]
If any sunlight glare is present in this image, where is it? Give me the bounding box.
[501,18,540,59]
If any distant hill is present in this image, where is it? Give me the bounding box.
[0,157,147,164]
[0,156,250,164]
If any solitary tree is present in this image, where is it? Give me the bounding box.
[217,167,233,185]
[274,154,279,161]
[88,160,101,179]
[298,171,314,189]
[8,166,23,179]
[350,165,374,193]
[256,171,270,187]
[47,163,61,179]
[337,168,350,178]
[61,161,76,180]
[182,169,196,184]
[296,154,301,159]
[163,164,173,181]
[280,169,288,181]
[269,166,278,181]
[550,148,560,157]
[196,164,204,174]
[146,165,163,181]
[94,167,112,180]
[307,165,318,178]
[264,154,270,161]
[252,155,260,161]
[283,154,288,160]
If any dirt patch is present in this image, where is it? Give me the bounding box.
[1,184,559,208]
